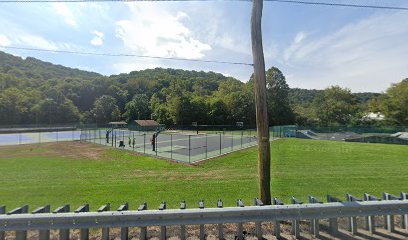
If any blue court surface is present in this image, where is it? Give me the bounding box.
[0,130,81,146]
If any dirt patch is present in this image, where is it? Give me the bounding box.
[127,169,232,181]
[0,144,52,159]
[48,141,107,160]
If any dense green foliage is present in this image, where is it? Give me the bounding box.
[1,139,407,208]
[0,51,406,127]
[372,79,408,125]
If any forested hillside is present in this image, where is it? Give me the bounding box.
[0,51,406,126]
[0,51,100,85]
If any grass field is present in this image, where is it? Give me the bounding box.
[0,138,407,211]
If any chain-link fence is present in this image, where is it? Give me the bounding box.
[293,125,408,144]
[80,128,261,163]
[0,124,81,146]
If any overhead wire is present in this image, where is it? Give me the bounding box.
[264,0,408,11]
[0,0,407,11]
[0,46,254,66]
[0,0,406,66]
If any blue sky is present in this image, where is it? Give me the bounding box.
[0,0,407,92]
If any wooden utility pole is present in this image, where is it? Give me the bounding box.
[250,0,271,205]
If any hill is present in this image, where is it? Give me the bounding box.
[0,51,386,126]
[289,88,380,107]
[0,51,243,125]
[0,51,101,85]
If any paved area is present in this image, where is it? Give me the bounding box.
[0,131,81,145]
[82,129,258,163]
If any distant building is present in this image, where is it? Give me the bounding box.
[362,112,385,121]
[134,120,162,132]
[108,121,128,129]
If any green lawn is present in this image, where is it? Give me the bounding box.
[0,139,407,211]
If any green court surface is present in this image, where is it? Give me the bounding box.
[81,129,258,163]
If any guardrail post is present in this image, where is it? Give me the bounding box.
[401,192,408,231]
[53,205,70,240]
[291,197,302,238]
[308,196,322,237]
[327,195,341,235]
[236,199,244,240]
[159,201,166,240]
[253,198,263,239]
[138,202,148,240]
[75,204,90,240]
[363,193,378,233]
[32,205,50,240]
[97,204,110,240]
[383,192,399,232]
[217,200,223,240]
[180,201,186,240]
[346,194,361,235]
[272,197,284,238]
[0,206,5,240]
[8,205,29,240]
[199,200,205,240]
[117,203,129,240]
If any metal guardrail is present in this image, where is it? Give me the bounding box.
[1,194,408,240]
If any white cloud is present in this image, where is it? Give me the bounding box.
[294,32,306,43]
[281,13,408,92]
[16,34,58,50]
[90,30,104,46]
[0,34,11,46]
[52,3,77,27]
[284,31,307,62]
[213,34,251,56]
[0,18,63,50]
[115,4,211,59]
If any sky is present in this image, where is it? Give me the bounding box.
[0,0,407,92]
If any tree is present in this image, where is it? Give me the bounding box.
[91,95,121,124]
[107,85,128,113]
[207,98,227,125]
[265,67,295,125]
[312,86,359,125]
[124,94,150,122]
[379,78,408,125]
[167,94,193,125]
[248,67,295,125]
[190,95,208,123]
[0,88,33,124]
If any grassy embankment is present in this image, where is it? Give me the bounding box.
[0,138,407,210]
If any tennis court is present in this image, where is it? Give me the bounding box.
[0,130,81,146]
[81,129,258,163]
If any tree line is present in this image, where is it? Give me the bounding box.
[0,51,406,127]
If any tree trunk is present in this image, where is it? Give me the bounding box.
[250,0,271,205]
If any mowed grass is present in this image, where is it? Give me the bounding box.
[0,139,407,210]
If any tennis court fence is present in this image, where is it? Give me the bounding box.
[0,124,81,146]
[80,128,262,163]
[0,124,291,161]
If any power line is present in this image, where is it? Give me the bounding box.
[0,46,254,66]
[265,0,408,11]
[0,0,407,11]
